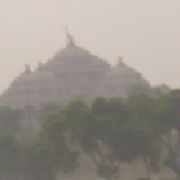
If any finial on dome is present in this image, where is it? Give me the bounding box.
[65,27,75,47]
[25,64,31,74]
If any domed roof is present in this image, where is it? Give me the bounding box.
[29,69,56,82]
[0,34,152,109]
[94,58,150,98]
[44,46,110,75]
[108,59,149,84]
[40,35,110,101]
[9,64,32,88]
[43,32,110,75]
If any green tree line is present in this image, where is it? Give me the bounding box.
[0,90,180,180]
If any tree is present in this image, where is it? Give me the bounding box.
[34,106,79,179]
[22,138,57,180]
[0,107,21,135]
[161,90,180,178]
[61,98,162,180]
[90,98,130,179]
[0,135,21,180]
[33,96,167,180]
[110,128,161,180]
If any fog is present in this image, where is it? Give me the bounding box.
[1,1,180,178]
[0,0,180,93]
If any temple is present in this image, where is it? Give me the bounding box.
[0,34,173,180]
[0,34,151,109]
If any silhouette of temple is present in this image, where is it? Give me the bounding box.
[0,33,151,109]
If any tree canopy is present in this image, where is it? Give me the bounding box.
[0,90,180,180]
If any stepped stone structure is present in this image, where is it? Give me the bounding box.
[0,33,175,180]
[0,33,150,109]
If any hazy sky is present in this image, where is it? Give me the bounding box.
[0,0,180,93]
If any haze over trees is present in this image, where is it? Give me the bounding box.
[0,90,180,180]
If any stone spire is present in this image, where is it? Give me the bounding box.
[65,27,75,47]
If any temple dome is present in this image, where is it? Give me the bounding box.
[94,59,150,98]
[41,44,111,101]
[44,45,110,74]
[0,36,152,109]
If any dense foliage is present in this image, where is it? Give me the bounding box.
[0,90,180,180]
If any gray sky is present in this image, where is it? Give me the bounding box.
[0,0,180,93]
